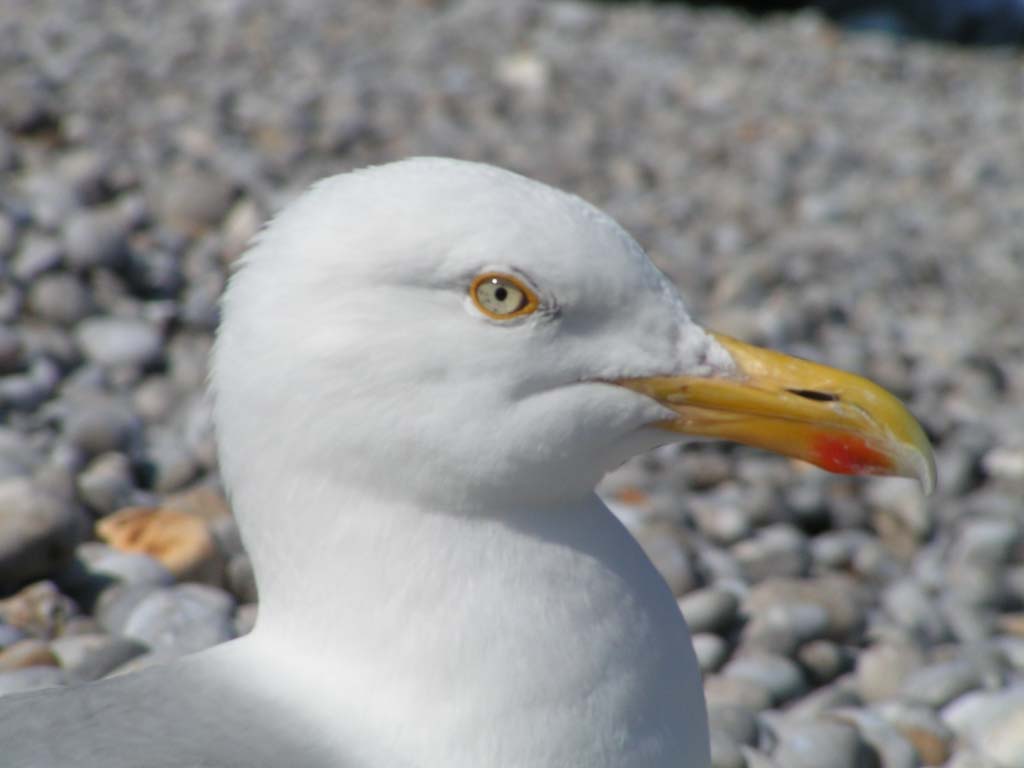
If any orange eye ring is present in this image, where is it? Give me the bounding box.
[469,272,539,320]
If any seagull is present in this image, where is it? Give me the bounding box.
[0,158,934,767]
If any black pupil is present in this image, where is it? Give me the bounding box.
[494,286,508,302]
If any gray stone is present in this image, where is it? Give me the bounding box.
[856,639,926,703]
[63,395,142,458]
[692,632,729,674]
[771,720,878,768]
[722,653,807,705]
[12,234,62,282]
[745,576,868,642]
[50,633,149,682]
[704,674,774,712]
[797,640,851,685]
[900,658,983,709]
[26,272,93,324]
[831,708,915,768]
[76,451,136,515]
[630,522,696,596]
[75,316,163,368]
[144,430,199,493]
[122,583,236,655]
[678,587,739,635]
[876,701,954,767]
[226,553,258,604]
[0,478,84,593]
[733,524,810,582]
[62,208,128,270]
[741,601,829,656]
[0,326,22,374]
[709,729,745,768]
[155,163,236,235]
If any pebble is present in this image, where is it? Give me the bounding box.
[74,316,163,368]
[96,506,222,585]
[75,451,137,514]
[856,639,927,703]
[797,640,852,685]
[26,272,94,325]
[154,163,236,235]
[900,658,983,708]
[121,583,236,655]
[692,632,729,674]
[832,707,917,768]
[62,208,128,270]
[63,396,142,457]
[876,701,954,766]
[942,683,1024,766]
[50,633,148,682]
[0,638,59,671]
[0,580,79,640]
[678,587,740,635]
[770,719,876,768]
[704,675,774,712]
[630,522,696,595]
[12,234,63,282]
[722,653,808,705]
[732,524,811,582]
[0,478,85,593]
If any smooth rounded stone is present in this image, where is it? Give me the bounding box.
[17,322,81,369]
[856,639,926,703]
[690,495,752,545]
[63,396,142,457]
[709,728,746,768]
[722,653,807,705]
[226,553,257,604]
[25,271,93,325]
[180,392,218,468]
[154,163,236,235]
[12,233,62,282]
[709,704,760,749]
[209,515,244,560]
[167,332,211,391]
[0,477,85,592]
[50,633,148,682]
[865,477,934,558]
[831,708,916,768]
[982,446,1024,482]
[93,582,166,636]
[0,638,58,670]
[0,426,39,480]
[876,701,954,766]
[770,719,878,768]
[0,214,16,261]
[142,431,199,493]
[996,636,1024,672]
[732,524,810,582]
[941,597,998,644]
[741,601,829,656]
[57,149,115,205]
[76,451,136,514]
[234,602,258,636]
[937,688,1024,768]
[678,587,740,635]
[97,506,224,585]
[0,622,27,649]
[900,658,983,708]
[61,208,128,270]
[59,544,172,616]
[784,676,861,719]
[693,632,729,674]
[0,666,66,695]
[745,575,868,643]
[797,640,852,685]
[133,376,178,423]
[630,522,696,595]
[74,316,163,369]
[121,583,236,655]
[810,530,871,571]
[952,518,1020,566]
[0,325,23,374]
[881,578,949,643]
[0,580,79,638]
[704,674,774,712]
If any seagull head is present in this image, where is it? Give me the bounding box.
[213,157,934,517]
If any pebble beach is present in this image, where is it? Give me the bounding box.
[1,1,1023,766]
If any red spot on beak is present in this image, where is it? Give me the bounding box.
[812,433,891,476]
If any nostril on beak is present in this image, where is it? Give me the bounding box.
[787,389,840,403]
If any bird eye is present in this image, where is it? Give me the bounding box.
[470,273,538,319]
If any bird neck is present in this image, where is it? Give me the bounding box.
[234,478,707,767]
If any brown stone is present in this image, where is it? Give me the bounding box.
[96,506,223,585]
[0,638,59,671]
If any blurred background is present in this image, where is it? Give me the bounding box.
[0,1,1022,766]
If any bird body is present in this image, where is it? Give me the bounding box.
[0,158,933,767]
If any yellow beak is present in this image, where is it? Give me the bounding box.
[620,332,936,493]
